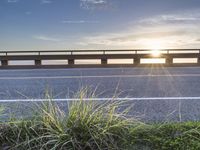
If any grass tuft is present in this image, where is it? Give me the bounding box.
[0,90,139,150]
[2,89,200,149]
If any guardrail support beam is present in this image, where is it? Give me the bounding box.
[68,59,74,65]
[134,57,140,65]
[198,56,200,65]
[166,57,173,65]
[35,60,41,66]
[101,58,107,65]
[1,60,8,66]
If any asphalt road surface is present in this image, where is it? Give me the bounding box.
[1,66,200,122]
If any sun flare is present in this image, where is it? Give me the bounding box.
[144,39,165,57]
[151,49,161,57]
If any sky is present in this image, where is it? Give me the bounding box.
[1,0,200,50]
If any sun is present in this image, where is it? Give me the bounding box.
[144,39,164,57]
[151,49,161,57]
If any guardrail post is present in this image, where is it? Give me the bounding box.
[198,55,200,65]
[1,60,8,66]
[101,58,107,65]
[134,57,140,65]
[166,57,173,65]
[68,59,74,65]
[35,60,41,66]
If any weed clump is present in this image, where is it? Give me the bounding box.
[0,92,138,150]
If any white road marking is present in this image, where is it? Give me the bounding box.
[0,67,135,72]
[1,97,200,102]
[0,74,200,80]
[0,66,199,73]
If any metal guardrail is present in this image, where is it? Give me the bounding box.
[0,49,200,55]
[0,49,200,68]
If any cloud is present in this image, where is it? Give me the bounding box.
[77,9,200,49]
[80,0,112,10]
[77,28,186,48]
[62,20,99,24]
[41,0,52,4]
[139,10,200,25]
[7,0,19,3]
[81,0,106,5]
[33,35,60,42]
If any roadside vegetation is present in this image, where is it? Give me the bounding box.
[1,90,200,149]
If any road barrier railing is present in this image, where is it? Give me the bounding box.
[0,49,200,68]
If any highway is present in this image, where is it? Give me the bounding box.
[1,66,200,122]
[1,67,200,99]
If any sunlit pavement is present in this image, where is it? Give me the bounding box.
[1,67,200,122]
